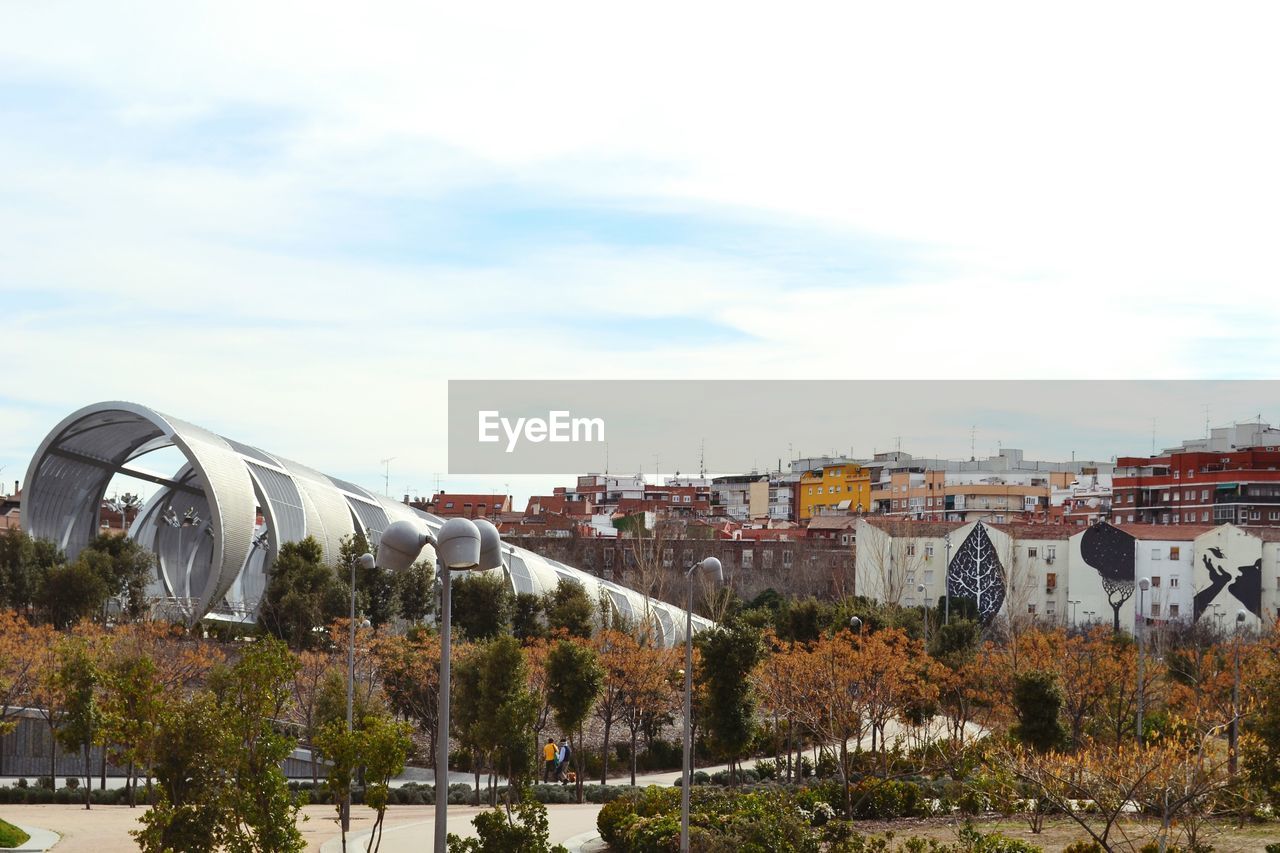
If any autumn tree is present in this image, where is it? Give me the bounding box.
[616,640,676,786]
[375,631,441,770]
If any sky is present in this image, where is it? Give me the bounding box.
[3,2,1280,505]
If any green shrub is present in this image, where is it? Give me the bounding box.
[448,791,569,853]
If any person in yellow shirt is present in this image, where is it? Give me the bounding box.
[543,738,558,782]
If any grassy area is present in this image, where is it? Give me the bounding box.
[0,818,30,849]
[853,816,1279,853]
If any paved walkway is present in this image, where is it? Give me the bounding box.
[319,803,604,853]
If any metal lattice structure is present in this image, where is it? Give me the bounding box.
[22,401,711,645]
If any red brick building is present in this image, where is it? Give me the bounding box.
[1112,448,1280,526]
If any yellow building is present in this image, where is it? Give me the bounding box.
[798,462,873,521]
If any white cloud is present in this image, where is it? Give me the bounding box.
[4,1,1280,502]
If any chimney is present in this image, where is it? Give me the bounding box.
[403,494,410,504]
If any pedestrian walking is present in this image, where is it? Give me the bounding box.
[556,737,572,784]
[543,738,558,783]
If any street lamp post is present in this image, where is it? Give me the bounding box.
[681,557,723,853]
[1231,609,1247,774]
[375,517,502,853]
[341,552,376,833]
[1137,577,1150,745]
[917,583,928,645]
[1069,599,1080,628]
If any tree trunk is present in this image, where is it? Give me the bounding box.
[575,729,584,804]
[473,751,481,806]
[100,748,106,789]
[83,743,92,809]
[600,718,611,785]
[127,759,136,807]
[629,728,638,786]
[48,725,56,787]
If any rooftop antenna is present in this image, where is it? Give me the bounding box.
[1204,403,1210,439]
[970,426,976,462]
[604,442,609,474]
[1151,418,1156,455]
[380,457,395,495]
[699,439,706,479]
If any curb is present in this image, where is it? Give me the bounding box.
[561,830,604,853]
[7,825,60,852]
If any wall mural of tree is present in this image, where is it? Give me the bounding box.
[946,523,1005,622]
[1079,522,1135,632]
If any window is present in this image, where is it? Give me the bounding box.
[742,550,754,568]
[1151,576,1161,587]
[906,544,916,556]
[1271,511,1280,521]
[1170,546,1180,560]
[1045,572,1057,589]
[808,487,814,495]
[1170,576,1179,588]
[445,501,455,509]
[1173,514,1180,523]
[1169,604,1180,618]
[1188,469,1195,479]
[1151,603,1161,617]
[762,550,774,569]
[1128,493,1134,503]
[663,548,673,567]
[603,550,614,566]
[1202,490,1210,501]
[1202,511,1210,522]
[1152,548,1162,560]
[925,544,935,558]
[1174,470,1180,479]
[923,570,934,583]
[907,571,916,585]
[994,515,1006,523]
[783,550,793,568]
[1047,546,1056,560]
[1027,603,1037,614]
[1173,492,1181,501]
[1028,547,1038,558]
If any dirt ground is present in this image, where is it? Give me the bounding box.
[0,802,603,852]
[0,803,341,851]
[853,816,1279,852]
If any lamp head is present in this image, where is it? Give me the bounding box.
[436,517,482,569]
[1139,577,1150,591]
[849,616,862,631]
[697,556,723,583]
[1237,609,1248,624]
[376,519,431,573]
[357,553,375,571]
[472,518,505,571]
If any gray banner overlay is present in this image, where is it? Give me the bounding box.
[447,380,1280,475]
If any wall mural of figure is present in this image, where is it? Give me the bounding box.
[1193,527,1264,625]
[1079,522,1136,632]
[1193,553,1232,621]
[946,522,1005,622]
[1229,558,1262,616]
